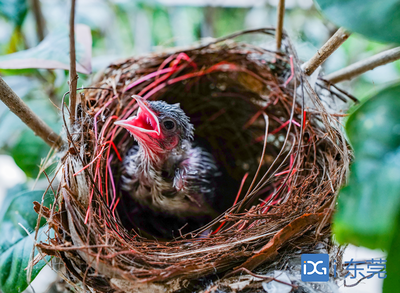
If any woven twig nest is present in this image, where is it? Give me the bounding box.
[39,28,352,292]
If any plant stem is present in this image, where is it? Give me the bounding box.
[30,0,46,41]
[276,0,285,51]
[325,46,400,83]
[303,27,351,76]
[203,6,216,38]
[0,77,63,149]
[69,0,78,124]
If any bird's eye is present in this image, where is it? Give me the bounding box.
[163,119,176,131]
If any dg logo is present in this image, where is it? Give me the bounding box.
[301,254,330,282]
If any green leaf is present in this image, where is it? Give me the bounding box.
[0,189,54,293]
[214,7,248,38]
[0,226,52,293]
[383,214,400,292]
[0,190,54,254]
[0,24,92,74]
[333,84,400,249]
[0,68,40,76]
[314,0,400,44]
[5,26,26,54]
[0,184,28,225]
[9,131,51,178]
[0,0,28,27]
[0,83,61,177]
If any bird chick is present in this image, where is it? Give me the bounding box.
[115,96,220,237]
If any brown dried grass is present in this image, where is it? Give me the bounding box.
[37,28,352,292]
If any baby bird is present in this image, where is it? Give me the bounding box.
[115,96,220,238]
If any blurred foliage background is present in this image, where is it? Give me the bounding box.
[1,1,400,292]
[1,0,400,183]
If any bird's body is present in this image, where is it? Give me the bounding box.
[115,96,223,238]
[121,140,219,217]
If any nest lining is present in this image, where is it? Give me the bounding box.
[38,29,352,292]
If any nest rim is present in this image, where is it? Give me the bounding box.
[41,28,352,292]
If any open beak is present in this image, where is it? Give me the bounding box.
[114,96,160,137]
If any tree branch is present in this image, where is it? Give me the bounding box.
[69,0,78,124]
[303,27,351,76]
[30,0,46,41]
[0,77,63,149]
[325,46,400,83]
[276,0,285,51]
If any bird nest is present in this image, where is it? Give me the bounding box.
[37,29,353,292]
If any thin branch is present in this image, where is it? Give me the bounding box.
[276,0,285,51]
[0,77,63,149]
[317,77,359,103]
[325,46,400,83]
[303,27,351,76]
[69,0,78,124]
[30,0,46,41]
[224,267,298,289]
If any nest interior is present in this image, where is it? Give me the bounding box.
[40,29,352,292]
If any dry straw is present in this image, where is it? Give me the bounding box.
[36,28,353,292]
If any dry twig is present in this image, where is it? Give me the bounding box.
[0,77,63,149]
[303,27,351,76]
[30,0,45,41]
[276,0,286,51]
[325,46,400,83]
[69,0,78,124]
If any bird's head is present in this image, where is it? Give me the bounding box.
[115,96,194,158]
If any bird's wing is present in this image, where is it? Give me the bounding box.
[177,147,221,206]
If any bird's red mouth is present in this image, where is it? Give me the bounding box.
[114,96,160,137]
